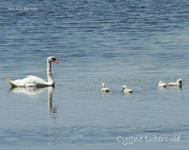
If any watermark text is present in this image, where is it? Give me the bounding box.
[117,134,181,145]
[8,7,38,11]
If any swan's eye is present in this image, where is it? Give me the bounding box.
[52,58,56,61]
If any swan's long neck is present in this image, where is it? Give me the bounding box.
[47,61,54,85]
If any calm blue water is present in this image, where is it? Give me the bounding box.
[0,0,189,149]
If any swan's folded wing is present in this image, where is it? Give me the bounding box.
[7,79,23,87]
[7,76,48,87]
[24,75,48,87]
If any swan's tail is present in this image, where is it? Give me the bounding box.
[6,79,16,87]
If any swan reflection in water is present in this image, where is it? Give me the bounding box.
[8,86,57,114]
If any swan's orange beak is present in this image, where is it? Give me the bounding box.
[53,60,59,64]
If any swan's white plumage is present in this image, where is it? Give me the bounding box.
[168,79,182,87]
[101,83,109,93]
[158,81,166,88]
[7,56,58,87]
[122,85,133,93]
[7,75,49,87]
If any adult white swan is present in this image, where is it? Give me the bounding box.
[7,56,59,87]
